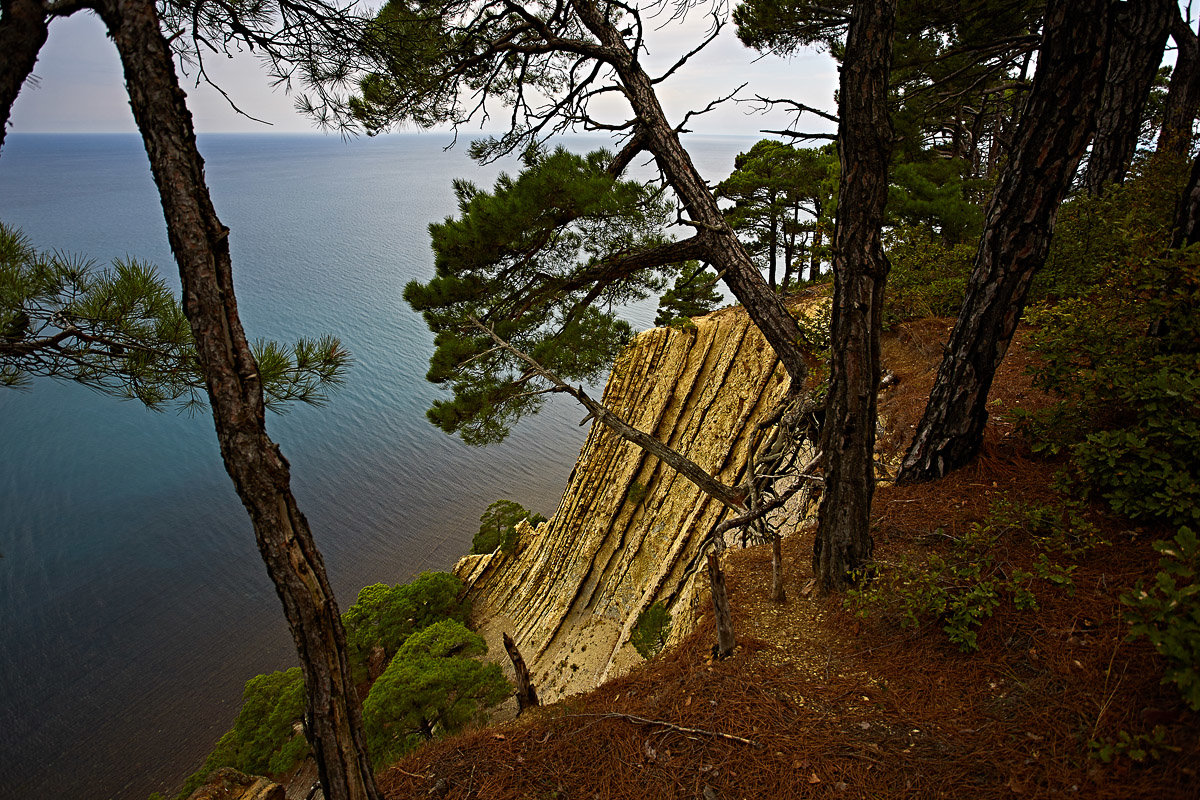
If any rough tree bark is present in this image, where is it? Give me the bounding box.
[897,0,1110,485]
[707,552,736,658]
[770,533,786,602]
[571,0,811,389]
[1159,9,1200,156]
[93,0,380,797]
[0,0,50,153]
[1174,152,1200,247]
[1083,0,1174,194]
[502,633,539,714]
[812,0,895,593]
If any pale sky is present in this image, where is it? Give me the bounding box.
[8,7,839,139]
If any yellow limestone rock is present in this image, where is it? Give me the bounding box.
[456,307,793,701]
[186,768,284,800]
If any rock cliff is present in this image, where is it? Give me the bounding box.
[455,306,796,701]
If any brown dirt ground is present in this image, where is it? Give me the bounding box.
[375,322,1199,800]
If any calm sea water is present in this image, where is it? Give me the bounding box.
[0,131,752,799]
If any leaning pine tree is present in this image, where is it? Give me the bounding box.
[405,144,743,508]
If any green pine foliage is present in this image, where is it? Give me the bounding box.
[655,261,723,328]
[405,145,685,446]
[174,669,307,799]
[362,619,511,768]
[173,571,470,797]
[887,158,986,244]
[471,499,546,555]
[342,572,469,681]
[0,221,348,411]
[716,140,838,288]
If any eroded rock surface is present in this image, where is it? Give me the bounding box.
[456,307,794,701]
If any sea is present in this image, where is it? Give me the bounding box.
[0,131,754,799]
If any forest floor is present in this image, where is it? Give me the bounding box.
[373,319,1198,800]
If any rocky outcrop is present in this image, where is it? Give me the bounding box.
[456,307,795,701]
[186,768,284,800]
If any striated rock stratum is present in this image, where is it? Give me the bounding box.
[455,306,797,702]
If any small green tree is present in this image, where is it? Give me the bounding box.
[472,499,546,555]
[362,619,510,768]
[406,144,747,509]
[404,144,685,446]
[654,260,724,328]
[717,140,839,288]
[0,222,347,409]
[341,572,469,680]
[175,668,308,798]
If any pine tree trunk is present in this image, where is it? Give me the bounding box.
[1083,0,1174,194]
[503,633,539,714]
[897,0,1110,485]
[1175,153,1200,247]
[708,553,736,658]
[810,224,823,281]
[1159,11,1200,156]
[572,0,811,389]
[96,2,380,798]
[812,0,895,593]
[0,0,48,153]
[768,207,779,289]
[771,533,786,603]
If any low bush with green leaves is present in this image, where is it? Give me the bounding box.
[1089,725,1180,764]
[630,601,673,658]
[1121,527,1200,711]
[882,224,974,328]
[848,505,1076,651]
[1016,154,1200,530]
[362,619,511,767]
[1019,248,1200,530]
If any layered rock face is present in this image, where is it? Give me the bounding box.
[456,307,793,701]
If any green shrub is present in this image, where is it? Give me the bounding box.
[1121,527,1200,710]
[362,619,511,768]
[882,224,974,327]
[1034,153,1188,304]
[342,572,469,681]
[174,668,307,798]
[471,499,546,555]
[795,299,832,352]
[1089,725,1179,764]
[630,601,672,658]
[1020,248,1200,530]
[848,508,1075,651]
[625,480,650,508]
[1014,153,1200,529]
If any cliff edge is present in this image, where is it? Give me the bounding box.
[455,306,795,701]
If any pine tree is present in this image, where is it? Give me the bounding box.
[0,222,347,409]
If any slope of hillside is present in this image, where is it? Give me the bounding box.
[377,319,1198,800]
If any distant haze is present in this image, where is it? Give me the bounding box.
[11,9,837,138]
